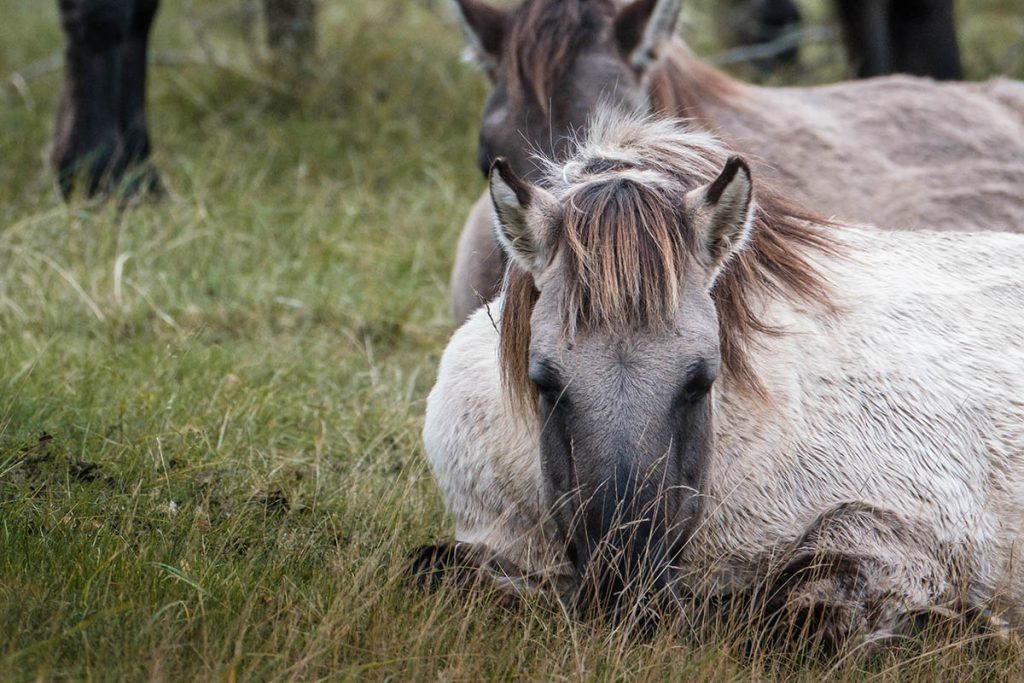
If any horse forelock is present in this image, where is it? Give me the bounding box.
[560,177,692,335]
[499,0,738,122]
[503,0,616,113]
[499,112,840,413]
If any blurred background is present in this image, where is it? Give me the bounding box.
[3,0,1023,205]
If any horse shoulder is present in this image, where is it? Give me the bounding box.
[423,305,548,570]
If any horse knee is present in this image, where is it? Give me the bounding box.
[760,502,957,646]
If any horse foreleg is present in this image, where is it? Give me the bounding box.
[116,0,163,198]
[888,0,962,80]
[407,541,570,605]
[833,0,892,79]
[53,0,131,199]
[752,502,963,649]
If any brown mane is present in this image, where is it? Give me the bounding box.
[502,0,616,114]
[498,115,839,411]
[500,0,741,122]
[647,41,745,123]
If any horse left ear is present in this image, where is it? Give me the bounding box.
[685,156,756,280]
[489,158,559,277]
[451,0,510,79]
[614,0,682,71]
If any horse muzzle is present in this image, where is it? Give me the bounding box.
[566,471,687,625]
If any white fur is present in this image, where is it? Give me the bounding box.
[426,223,1024,625]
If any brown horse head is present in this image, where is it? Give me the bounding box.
[453,0,682,181]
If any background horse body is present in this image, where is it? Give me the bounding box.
[425,111,1024,639]
[449,0,1024,323]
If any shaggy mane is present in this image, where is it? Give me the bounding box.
[499,112,839,411]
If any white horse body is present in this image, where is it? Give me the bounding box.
[425,225,1024,624]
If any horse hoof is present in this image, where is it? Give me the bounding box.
[119,163,166,205]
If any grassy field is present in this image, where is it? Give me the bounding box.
[2,0,1023,680]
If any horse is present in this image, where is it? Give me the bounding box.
[447,0,1024,323]
[719,0,962,79]
[422,108,1024,643]
[834,0,961,79]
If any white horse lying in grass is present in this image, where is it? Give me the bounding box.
[419,109,1024,645]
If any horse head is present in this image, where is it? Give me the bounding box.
[452,0,682,181]
[490,111,757,617]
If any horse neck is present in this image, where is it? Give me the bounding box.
[646,39,748,127]
[715,227,853,420]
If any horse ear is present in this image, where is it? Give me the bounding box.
[489,158,558,277]
[614,0,682,71]
[685,156,755,280]
[451,0,509,78]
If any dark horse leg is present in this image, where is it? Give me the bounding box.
[834,0,962,80]
[834,0,892,79]
[53,0,162,200]
[888,0,962,80]
[744,502,962,650]
[117,0,163,197]
[407,541,570,605]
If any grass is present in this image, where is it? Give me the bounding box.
[1,0,1023,680]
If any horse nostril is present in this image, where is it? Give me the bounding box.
[477,145,494,178]
[565,537,580,569]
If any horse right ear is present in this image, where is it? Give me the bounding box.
[451,0,510,78]
[489,158,559,277]
[684,156,756,283]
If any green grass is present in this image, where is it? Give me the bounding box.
[1,0,1023,680]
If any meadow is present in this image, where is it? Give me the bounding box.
[2,0,1023,679]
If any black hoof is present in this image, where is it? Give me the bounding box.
[118,163,166,205]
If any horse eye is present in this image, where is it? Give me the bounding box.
[529,362,566,404]
[678,363,716,405]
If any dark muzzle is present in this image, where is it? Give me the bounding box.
[568,467,684,625]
